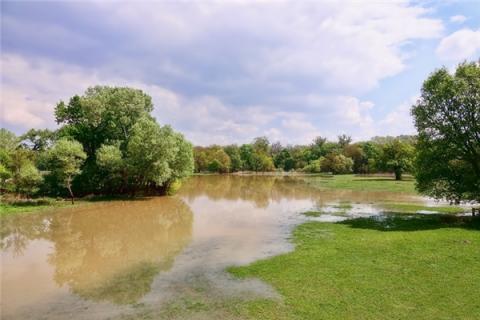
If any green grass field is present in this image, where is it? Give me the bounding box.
[229,215,480,320]
[306,174,417,193]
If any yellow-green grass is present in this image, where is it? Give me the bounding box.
[229,215,480,320]
[306,174,417,194]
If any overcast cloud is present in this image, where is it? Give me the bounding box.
[1,1,479,145]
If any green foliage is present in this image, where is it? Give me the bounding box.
[412,61,480,202]
[273,149,295,171]
[47,139,87,201]
[378,139,415,180]
[195,146,231,173]
[15,161,43,197]
[321,152,353,174]
[223,145,243,172]
[0,128,18,150]
[302,159,322,173]
[20,129,56,151]
[55,86,154,156]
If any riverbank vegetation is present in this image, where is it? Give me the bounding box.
[0,86,194,203]
[194,135,416,181]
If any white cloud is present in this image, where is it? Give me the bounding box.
[89,1,442,94]
[436,28,480,62]
[377,96,418,137]
[2,0,443,144]
[449,15,467,24]
[1,54,388,145]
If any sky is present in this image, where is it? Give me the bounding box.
[1,0,480,146]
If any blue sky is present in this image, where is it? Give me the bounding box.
[1,0,479,145]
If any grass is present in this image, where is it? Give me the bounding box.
[0,194,150,217]
[228,215,480,320]
[0,198,75,216]
[306,174,417,194]
[379,202,468,214]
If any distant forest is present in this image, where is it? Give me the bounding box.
[194,134,416,181]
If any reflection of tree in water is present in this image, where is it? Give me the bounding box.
[179,175,420,208]
[1,197,193,305]
[1,212,54,255]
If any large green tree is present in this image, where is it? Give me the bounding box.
[412,61,480,202]
[97,117,193,194]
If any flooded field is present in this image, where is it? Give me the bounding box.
[1,175,434,319]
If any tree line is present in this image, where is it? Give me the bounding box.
[0,86,194,202]
[194,134,416,180]
[1,61,478,204]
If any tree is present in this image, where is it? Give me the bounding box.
[343,144,366,173]
[55,86,154,157]
[379,140,415,180]
[224,145,243,172]
[252,136,270,154]
[412,61,480,202]
[338,134,352,149]
[16,162,43,197]
[274,148,295,171]
[303,159,322,173]
[321,152,354,174]
[0,163,11,192]
[20,129,56,151]
[48,139,87,203]
[239,144,254,170]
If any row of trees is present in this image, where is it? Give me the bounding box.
[194,135,415,180]
[194,60,479,205]
[0,86,194,202]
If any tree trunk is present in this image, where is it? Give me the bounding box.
[66,177,74,204]
[394,169,402,181]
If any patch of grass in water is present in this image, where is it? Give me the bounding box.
[301,210,324,217]
[228,214,480,319]
[306,174,416,194]
[379,202,467,214]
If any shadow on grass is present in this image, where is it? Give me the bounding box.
[338,214,480,232]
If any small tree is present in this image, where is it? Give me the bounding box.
[49,139,86,203]
[379,140,414,180]
[321,152,354,174]
[16,161,43,197]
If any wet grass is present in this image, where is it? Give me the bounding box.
[0,198,75,216]
[0,195,151,216]
[228,215,480,319]
[301,210,325,217]
[379,202,467,214]
[306,174,417,194]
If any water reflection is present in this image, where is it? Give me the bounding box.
[179,175,422,208]
[1,197,192,317]
[2,175,427,320]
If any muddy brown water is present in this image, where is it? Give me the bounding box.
[1,175,426,319]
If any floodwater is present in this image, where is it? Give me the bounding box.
[1,175,427,319]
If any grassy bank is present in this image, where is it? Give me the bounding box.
[229,214,480,320]
[0,198,77,216]
[305,174,417,194]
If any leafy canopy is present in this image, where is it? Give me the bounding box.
[412,61,480,202]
